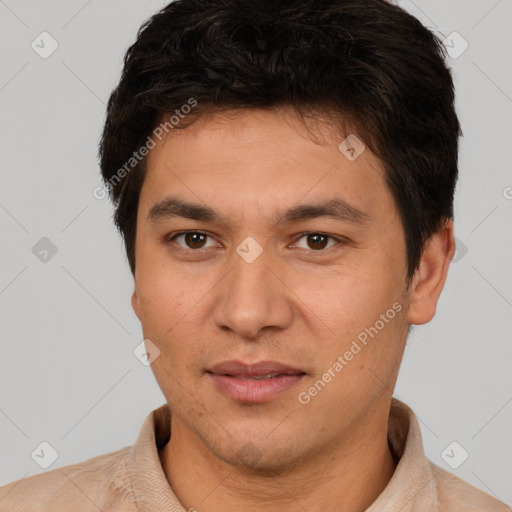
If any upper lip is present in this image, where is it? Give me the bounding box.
[207,360,305,377]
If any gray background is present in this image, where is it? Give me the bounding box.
[1,0,511,505]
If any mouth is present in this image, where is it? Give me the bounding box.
[218,373,287,380]
[206,360,306,403]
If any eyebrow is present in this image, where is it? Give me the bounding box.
[147,196,370,227]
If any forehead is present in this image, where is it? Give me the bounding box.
[140,108,395,226]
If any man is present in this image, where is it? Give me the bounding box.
[0,0,510,510]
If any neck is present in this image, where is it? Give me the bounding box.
[160,400,397,512]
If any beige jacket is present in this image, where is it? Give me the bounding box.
[0,398,510,511]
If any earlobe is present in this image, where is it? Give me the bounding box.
[406,219,456,325]
[131,289,141,320]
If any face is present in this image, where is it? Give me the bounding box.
[131,107,441,472]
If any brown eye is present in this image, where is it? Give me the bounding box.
[170,232,215,250]
[307,233,328,250]
[294,232,340,251]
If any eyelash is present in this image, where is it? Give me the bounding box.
[165,231,345,253]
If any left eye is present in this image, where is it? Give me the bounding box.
[293,232,340,251]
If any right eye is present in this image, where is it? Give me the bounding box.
[166,231,218,250]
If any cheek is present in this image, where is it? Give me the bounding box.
[303,304,407,413]
[135,273,189,351]
[136,247,186,314]
[293,266,397,331]
[135,269,206,357]
[289,258,407,373]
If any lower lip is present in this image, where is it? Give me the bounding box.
[208,373,305,403]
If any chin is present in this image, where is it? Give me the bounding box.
[208,435,307,475]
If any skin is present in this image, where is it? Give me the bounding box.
[131,107,455,512]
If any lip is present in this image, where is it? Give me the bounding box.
[208,360,304,377]
[207,360,306,403]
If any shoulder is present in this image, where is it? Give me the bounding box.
[432,462,511,511]
[0,446,137,512]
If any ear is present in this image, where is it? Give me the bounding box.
[406,219,456,325]
[131,287,141,321]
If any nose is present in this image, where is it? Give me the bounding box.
[211,245,293,339]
